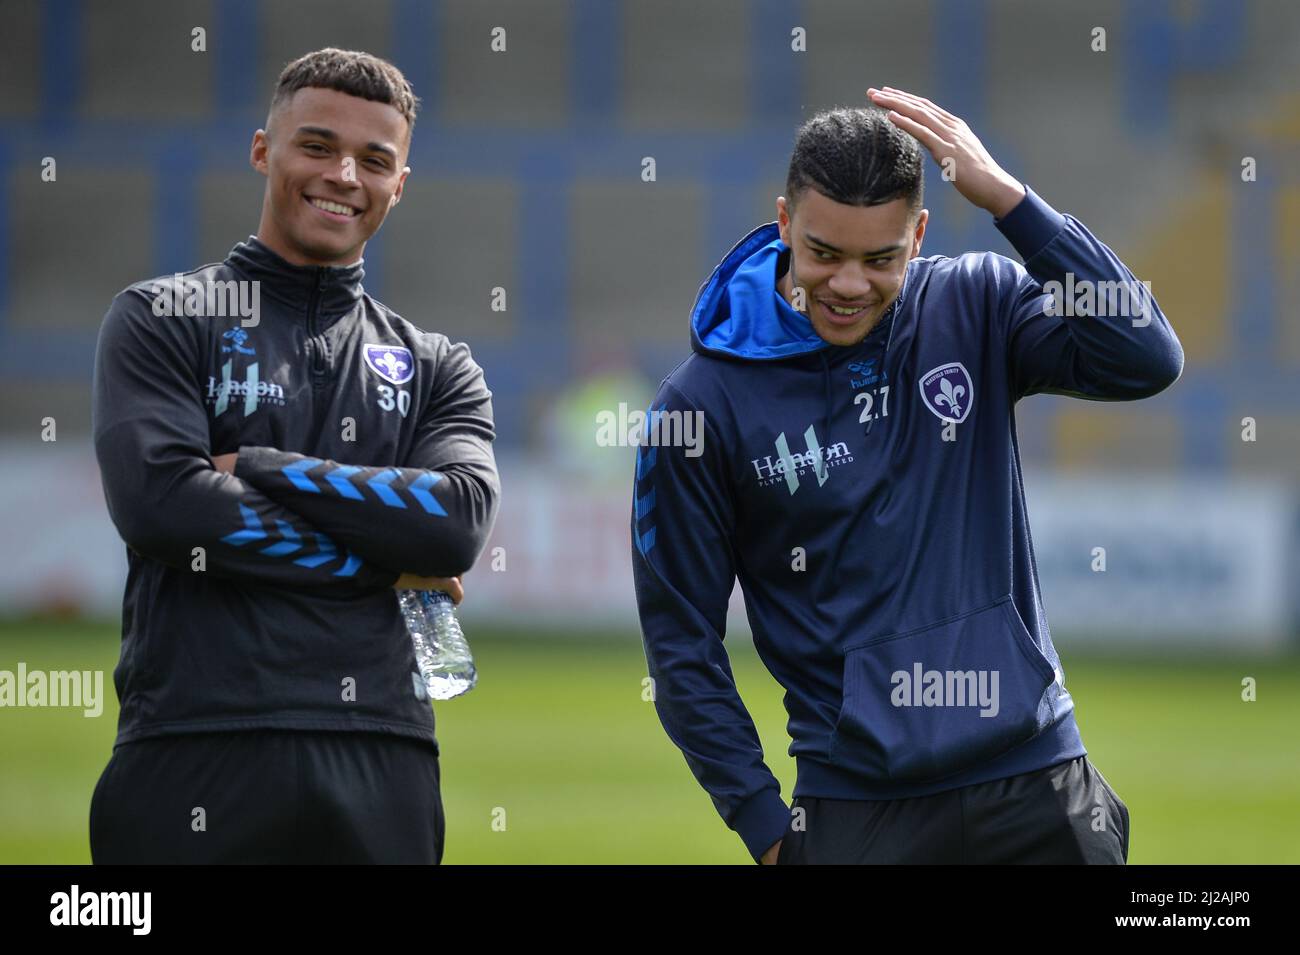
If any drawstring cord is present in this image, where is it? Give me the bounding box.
[821,349,832,454]
[865,308,897,438]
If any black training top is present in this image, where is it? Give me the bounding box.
[91,236,500,751]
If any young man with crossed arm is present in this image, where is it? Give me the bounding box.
[90,49,498,864]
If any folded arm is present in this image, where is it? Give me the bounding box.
[92,290,398,595]
[229,338,500,579]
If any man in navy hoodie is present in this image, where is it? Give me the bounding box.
[631,88,1182,864]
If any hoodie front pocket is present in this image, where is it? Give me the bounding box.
[828,596,1057,784]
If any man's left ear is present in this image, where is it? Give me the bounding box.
[389,167,410,209]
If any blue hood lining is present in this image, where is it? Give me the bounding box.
[690,221,907,366]
[688,220,908,444]
[690,222,829,361]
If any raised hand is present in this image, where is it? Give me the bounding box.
[867,87,1026,219]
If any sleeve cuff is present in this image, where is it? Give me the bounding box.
[733,787,792,863]
[993,185,1069,263]
[232,445,270,484]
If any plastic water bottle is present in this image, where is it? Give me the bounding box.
[397,589,477,700]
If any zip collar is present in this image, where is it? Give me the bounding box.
[226,235,366,320]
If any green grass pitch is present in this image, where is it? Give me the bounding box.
[1,618,1297,864]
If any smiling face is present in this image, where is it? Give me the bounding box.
[776,187,927,347]
[250,86,411,267]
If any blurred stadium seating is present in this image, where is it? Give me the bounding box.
[0,0,1297,641]
[2,0,1298,868]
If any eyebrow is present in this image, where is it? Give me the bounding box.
[294,125,399,161]
[805,234,902,257]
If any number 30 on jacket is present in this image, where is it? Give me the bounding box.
[376,384,411,417]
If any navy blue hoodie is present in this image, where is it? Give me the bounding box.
[630,187,1183,861]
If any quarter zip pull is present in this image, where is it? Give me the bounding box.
[308,269,327,378]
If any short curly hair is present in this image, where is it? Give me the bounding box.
[268,48,420,140]
[785,107,924,218]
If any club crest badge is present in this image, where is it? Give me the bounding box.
[363,344,415,385]
[918,362,974,423]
